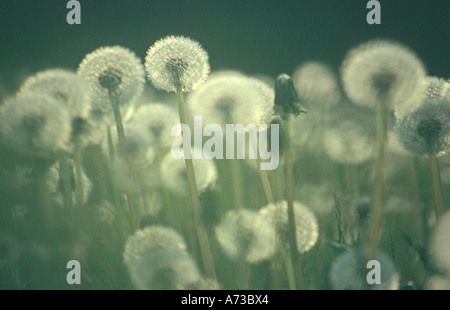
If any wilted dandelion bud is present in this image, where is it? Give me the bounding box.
[329,247,400,290]
[187,70,275,126]
[395,98,450,156]
[160,149,217,195]
[0,93,71,158]
[123,225,187,267]
[129,103,180,148]
[77,46,145,121]
[215,209,277,263]
[274,73,307,119]
[341,39,426,114]
[430,212,450,275]
[145,35,210,92]
[127,248,202,290]
[259,200,319,253]
[292,61,342,107]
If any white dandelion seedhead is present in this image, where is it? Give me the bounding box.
[18,69,91,121]
[145,35,210,92]
[127,248,202,290]
[123,225,187,268]
[395,98,450,157]
[422,76,450,100]
[77,46,145,119]
[160,148,218,195]
[0,93,71,158]
[430,212,450,275]
[259,200,319,253]
[292,61,342,107]
[215,209,277,263]
[341,39,426,114]
[187,70,275,126]
[329,247,400,290]
[322,118,375,164]
[129,103,180,148]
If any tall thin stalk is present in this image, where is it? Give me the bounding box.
[176,85,217,281]
[368,101,388,260]
[110,93,139,233]
[429,154,446,222]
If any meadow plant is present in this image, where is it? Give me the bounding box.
[145,35,216,280]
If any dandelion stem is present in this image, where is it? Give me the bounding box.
[368,101,388,260]
[283,117,303,289]
[176,85,217,281]
[59,153,73,209]
[110,93,139,233]
[74,138,84,207]
[256,155,275,204]
[429,154,446,222]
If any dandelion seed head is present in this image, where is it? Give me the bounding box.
[422,76,450,100]
[395,98,450,156]
[323,119,374,164]
[215,209,277,263]
[160,149,217,195]
[77,46,145,121]
[129,103,180,147]
[329,247,399,290]
[341,39,426,114]
[145,35,210,92]
[259,200,319,253]
[127,249,201,290]
[123,225,187,267]
[292,61,341,107]
[187,70,275,126]
[0,93,71,158]
[19,69,91,122]
[92,200,116,225]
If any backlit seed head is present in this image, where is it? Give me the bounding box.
[215,209,277,263]
[77,46,145,120]
[292,61,342,107]
[329,247,399,290]
[259,200,319,253]
[19,69,91,121]
[123,225,187,268]
[322,118,374,164]
[145,35,210,92]
[422,76,450,100]
[129,103,180,147]
[0,93,71,158]
[160,148,217,196]
[341,39,426,114]
[127,249,201,290]
[395,98,450,156]
[187,70,275,126]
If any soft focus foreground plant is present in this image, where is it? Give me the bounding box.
[145,35,216,281]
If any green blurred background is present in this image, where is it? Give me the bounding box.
[0,0,449,94]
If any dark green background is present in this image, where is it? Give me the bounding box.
[0,0,449,93]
